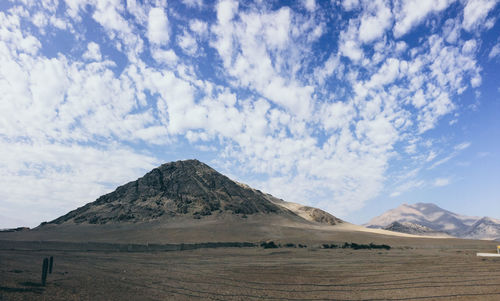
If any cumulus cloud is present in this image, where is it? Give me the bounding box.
[302,0,316,12]
[462,0,498,32]
[151,48,178,65]
[178,30,199,56]
[0,1,494,227]
[393,0,455,38]
[148,7,170,45]
[358,0,392,43]
[83,42,102,61]
[189,19,208,36]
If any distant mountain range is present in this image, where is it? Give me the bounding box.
[365,203,500,241]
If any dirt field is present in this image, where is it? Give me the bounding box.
[1,245,500,300]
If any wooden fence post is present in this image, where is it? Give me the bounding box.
[49,256,53,274]
[41,258,48,286]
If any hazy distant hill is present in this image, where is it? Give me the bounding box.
[461,217,500,240]
[366,203,500,240]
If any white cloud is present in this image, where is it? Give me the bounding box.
[358,0,392,43]
[151,48,178,65]
[338,0,392,64]
[342,0,360,11]
[314,53,342,85]
[50,16,68,30]
[0,10,41,55]
[455,142,471,151]
[340,36,363,62]
[462,0,498,32]
[320,101,354,131]
[83,42,102,61]
[366,58,401,88]
[442,18,460,44]
[216,0,238,25]
[32,11,48,29]
[462,39,477,54]
[434,177,451,187]
[210,4,314,117]
[426,150,437,162]
[428,142,471,169]
[390,180,425,197]
[126,0,148,24]
[489,42,500,59]
[147,7,170,45]
[302,0,316,12]
[182,0,203,8]
[178,30,199,56]
[189,19,208,36]
[393,0,455,38]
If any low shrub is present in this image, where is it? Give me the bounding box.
[260,241,278,249]
[340,242,391,250]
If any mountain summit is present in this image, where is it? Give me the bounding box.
[366,202,500,240]
[48,159,341,226]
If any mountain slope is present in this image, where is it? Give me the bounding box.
[366,203,500,240]
[266,197,342,225]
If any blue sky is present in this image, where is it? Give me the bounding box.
[0,0,499,228]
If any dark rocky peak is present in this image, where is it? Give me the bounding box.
[48,159,287,225]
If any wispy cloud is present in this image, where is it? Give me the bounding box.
[434,178,451,187]
[429,142,471,169]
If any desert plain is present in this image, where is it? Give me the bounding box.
[1,224,499,301]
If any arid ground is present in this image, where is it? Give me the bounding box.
[1,240,500,301]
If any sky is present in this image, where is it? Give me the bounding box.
[0,0,499,228]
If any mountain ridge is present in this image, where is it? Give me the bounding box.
[366,202,500,240]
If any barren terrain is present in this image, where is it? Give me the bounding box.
[1,237,500,300]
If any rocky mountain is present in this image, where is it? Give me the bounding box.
[382,221,449,237]
[366,203,500,240]
[47,159,342,226]
[461,217,500,240]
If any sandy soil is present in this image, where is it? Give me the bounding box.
[1,244,500,301]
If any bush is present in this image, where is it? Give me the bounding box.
[260,241,278,249]
[339,242,391,250]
